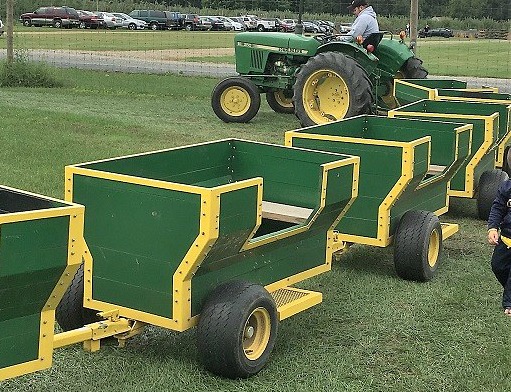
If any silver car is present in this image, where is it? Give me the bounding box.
[112,13,147,30]
[95,12,123,29]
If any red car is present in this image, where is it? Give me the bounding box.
[19,6,80,28]
[77,10,105,29]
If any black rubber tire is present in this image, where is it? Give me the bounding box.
[293,51,374,127]
[477,169,509,220]
[150,23,158,31]
[393,210,443,282]
[212,77,261,123]
[55,263,101,331]
[79,22,86,29]
[265,90,294,114]
[400,56,428,79]
[54,19,62,29]
[128,23,136,30]
[185,24,193,31]
[502,146,511,177]
[23,19,32,27]
[197,281,278,379]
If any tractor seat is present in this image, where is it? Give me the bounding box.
[362,32,384,50]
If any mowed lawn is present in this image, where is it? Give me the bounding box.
[0,69,510,391]
[0,29,510,78]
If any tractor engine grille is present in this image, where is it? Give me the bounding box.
[250,50,264,70]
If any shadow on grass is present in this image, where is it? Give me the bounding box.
[334,243,396,279]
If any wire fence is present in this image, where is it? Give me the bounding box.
[0,0,510,90]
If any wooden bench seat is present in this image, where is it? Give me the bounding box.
[261,201,313,224]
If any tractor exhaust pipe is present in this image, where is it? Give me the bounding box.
[295,0,304,35]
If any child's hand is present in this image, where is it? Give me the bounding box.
[488,229,499,245]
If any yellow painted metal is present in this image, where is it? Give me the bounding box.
[220,85,251,117]
[302,69,350,124]
[53,317,134,352]
[441,222,459,240]
[243,307,271,361]
[270,287,323,321]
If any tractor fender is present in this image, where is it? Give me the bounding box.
[373,38,414,76]
[316,41,379,75]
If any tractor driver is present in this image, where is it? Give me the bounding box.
[342,0,379,41]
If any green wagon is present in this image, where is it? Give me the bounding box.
[388,99,511,219]
[286,115,472,281]
[54,139,359,378]
[394,79,511,172]
[0,186,84,381]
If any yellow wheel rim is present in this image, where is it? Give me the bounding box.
[302,69,350,124]
[274,90,294,108]
[243,307,271,361]
[428,229,440,268]
[220,86,251,117]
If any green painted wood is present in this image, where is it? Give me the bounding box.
[72,175,201,318]
[392,100,500,194]
[438,89,511,101]
[0,314,40,368]
[191,163,356,315]
[0,187,71,371]
[402,79,468,89]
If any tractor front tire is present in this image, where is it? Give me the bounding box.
[400,56,428,79]
[212,77,261,123]
[393,210,442,282]
[477,169,508,220]
[197,281,278,379]
[56,263,101,331]
[293,51,374,127]
[266,90,294,114]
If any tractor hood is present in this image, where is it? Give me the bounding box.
[235,32,321,56]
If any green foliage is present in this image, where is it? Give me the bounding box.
[0,52,64,88]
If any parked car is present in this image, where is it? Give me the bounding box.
[95,12,122,29]
[229,17,248,30]
[276,18,294,32]
[0,19,3,36]
[204,16,226,31]
[339,23,353,33]
[302,21,322,33]
[129,9,181,30]
[214,16,244,31]
[182,13,200,31]
[419,27,454,38]
[313,20,332,33]
[111,13,147,30]
[19,6,80,28]
[240,15,257,30]
[198,16,212,31]
[281,19,297,32]
[77,10,105,29]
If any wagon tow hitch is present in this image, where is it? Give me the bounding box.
[53,309,146,352]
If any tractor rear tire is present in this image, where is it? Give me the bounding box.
[266,90,294,114]
[56,263,101,331]
[212,77,261,123]
[393,210,442,282]
[400,56,428,79]
[477,169,508,220]
[197,281,278,379]
[293,51,374,127]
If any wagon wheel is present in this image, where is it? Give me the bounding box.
[197,281,278,379]
[265,90,294,114]
[56,263,101,331]
[293,51,374,127]
[380,56,428,109]
[393,210,442,282]
[211,77,261,123]
[477,169,509,220]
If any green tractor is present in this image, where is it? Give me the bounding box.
[211,31,427,126]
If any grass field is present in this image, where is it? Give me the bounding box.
[0,68,510,391]
[1,29,510,78]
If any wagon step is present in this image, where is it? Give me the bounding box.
[270,287,322,321]
[441,222,459,239]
